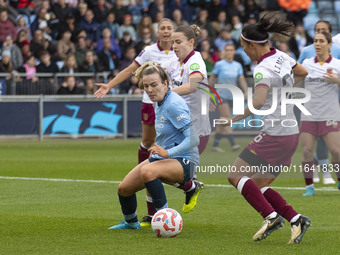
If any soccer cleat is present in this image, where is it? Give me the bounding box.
[337,181,340,190]
[108,220,141,230]
[182,180,204,213]
[303,185,315,196]
[288,216,311,244]
[252,215,285,242]
[140,215,152,227]
[212,146,225,152]
[323,177,336,185]
[231,144,241,151]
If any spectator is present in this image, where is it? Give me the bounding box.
[97,38,119,72]
[85,78,96,95]
[15,0,35,22]
[52,0,72,23]
[208,0,224,22]
[36,50,59,73]
[200,39,219,62]
[172,9,188,30]
[278,0,311,25]
[58,13,77,42]
[78,9,100,48]
[288,23,313,59]
[16,16,31,38]
[96,27,121,59]
[211,10,229,35]
[243,0,261,23]
[119,31,135,57]
[60,54,78,74]
[153,11,165,35]
[17,55,38,94]
[230,15,243,43]
[128,0,148,26]
[30,7,52,41]
[0,0,18,24]
[20,39,31,59]
[0,10,16,44]
[137,15,154,40]
[2,34,23,70]
[110,0,129,25]
[57,76,84,94]
[30,29,56,60]
[15,30,30,48]
[0,50,17,94]
[166,0,193,24]
[214,28,237,51]
[56,30,76,61]
[226,0,245,20]
[135,27,154,54]
[74,2,87,24]
[74,36,88,67]
[93,0,109,23]
[118,14,137,41]
[79,50,103,73]
[195,8,217,40]
[100,12,120,40]
[148,0,165,22]
[117,46,138,94]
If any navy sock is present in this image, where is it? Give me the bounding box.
[118,193,138,223]
[144,178,168,210]
[213,133,222,147]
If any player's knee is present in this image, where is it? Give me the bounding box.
[329,147,340,160]
[227,172,238,187]
[118,183,130,197]
[302,147,314,160]
[140,165,156,182]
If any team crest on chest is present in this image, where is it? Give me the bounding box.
[160,115,165,122]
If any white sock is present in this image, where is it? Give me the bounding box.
[266,211,278,219]
[290,214,301,224]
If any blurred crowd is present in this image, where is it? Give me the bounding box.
[0,0,315,95]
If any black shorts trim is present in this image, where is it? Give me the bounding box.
[239,148,281,177]
[148,157,194,183]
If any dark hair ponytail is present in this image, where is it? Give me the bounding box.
[241,11,294,44]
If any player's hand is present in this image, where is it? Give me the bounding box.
[324,72,340,84]
[149,144,169,158]
[94,83,110,98]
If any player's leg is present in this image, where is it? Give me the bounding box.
[315,139,335,184]
[139,103,157,226]
[322,131,340,190]
[140,159,186,212]
[228,155,284,242]
[109,160,150,230]
[212,102,240,152]
[300,132,317,196]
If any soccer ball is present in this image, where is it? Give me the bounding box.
[151,208,183,238]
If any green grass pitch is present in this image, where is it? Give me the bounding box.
[1,137,339,255]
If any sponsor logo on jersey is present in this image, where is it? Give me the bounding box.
[190,63,200,71]
[254,72,263,83]
[176,113,187,121]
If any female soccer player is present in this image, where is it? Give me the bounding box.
[226,12,311,244]
[209,43,248,152]
[108,62,199,230]
[95,19,203,226]
[300,31,340,196]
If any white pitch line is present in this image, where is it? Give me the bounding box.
[0,176,339,192]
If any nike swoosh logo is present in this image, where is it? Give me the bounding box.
[268,218,279,227]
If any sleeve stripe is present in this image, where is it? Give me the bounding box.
[189,71,204,77]
[134,60,141,66]
[178,123,190,133]
[255,83,270,90]
[292,62,297,69]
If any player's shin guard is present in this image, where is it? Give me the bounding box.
[144,178,168,210]
[138,143,150,164]
[302,161,314,186]
[118,193,138,223]
[261,187,298,222]
[237,177,275,218]
[146,195,157,216]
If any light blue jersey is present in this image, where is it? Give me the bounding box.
[212,59,244,100]
[151,90,199,165]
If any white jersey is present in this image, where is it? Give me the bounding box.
[301,56,340,121]
[253,48,299,136]
[134,42,177,104]
[167,50,211,136]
